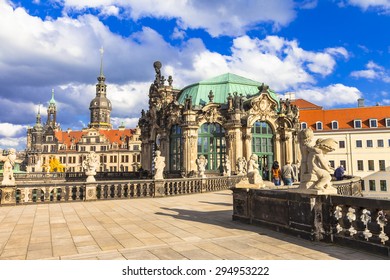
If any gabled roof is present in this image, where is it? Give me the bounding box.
[299,101,390,131]
[292,98,322,110]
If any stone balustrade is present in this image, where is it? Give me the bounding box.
[0,175,245,206]
[232,187,390,257]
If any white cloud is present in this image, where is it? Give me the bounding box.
[57,0,298,37]
[0,137,26,149]
[171,35,349,92]
[350,61,390,82]
[99,5,120,17]
[111,117,140,129]
[346,0,390,12]
[0,123,27,137]
[295,84,362,107]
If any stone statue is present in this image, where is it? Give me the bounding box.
[247,154,264,187]
[298,128,338,194]
[1,148,16,186]
[236,157,247,175]
[82,151,100,182]
[153,150,165,180]
[196,155,208,178]
[223,156,231,176]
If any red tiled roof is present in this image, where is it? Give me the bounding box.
[299,101,390,131]
[55,129,134,149]
[292,98,322,110]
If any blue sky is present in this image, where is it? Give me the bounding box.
[0,0,389,150]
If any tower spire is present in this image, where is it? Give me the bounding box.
[99,46,104,77]
[50,88,56,104]
[36,104,42,124]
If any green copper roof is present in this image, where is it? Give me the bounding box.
[177,73,279,109]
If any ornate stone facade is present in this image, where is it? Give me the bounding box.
[139,61,300,178]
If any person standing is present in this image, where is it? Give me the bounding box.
[334,165,345,181]
[272,161,281,186]
[282,161,295,186]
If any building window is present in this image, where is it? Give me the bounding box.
[368,160,374,171]
[329,160,335,168]
[369,119,378,128]
[379,160,386,171]
[369,180,376,191]
[354,120,362,129]
[340,160,346,170]
[339,141,345,149]
[357,160,363,171]
[90,146,96,152]
[366,140,373,148]
[101,146,107,151]
[316,121,323,130]
[251,121,274,171]
[331,121,338,130]
[301,122,307,130]
[80,146,86,152]
[133,145,139,151]
[198,123,226,172]
[378,139,384,147]
[386,118,390,128]
[380,180,387,192]
[361,180,365,191]
[356,140,362,148]
[170,125,182,171]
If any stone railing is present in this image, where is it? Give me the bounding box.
[232,188,390,257]
[0,175,245,206]
[332,176,363,196]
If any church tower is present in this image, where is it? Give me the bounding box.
[46,89,58,130]
[89,47,112,129]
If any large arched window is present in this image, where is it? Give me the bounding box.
[251,121,274,176]
[197,123,226,172]
[169,125,182,171]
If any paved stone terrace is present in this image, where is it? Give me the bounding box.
[0,190,386,260]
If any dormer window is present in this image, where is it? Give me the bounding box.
[331,121,338,130]
[386,118,390,127]
[354,120,362,129]
[316,121,323,130]
[301,122,307,130]
[369,119,378,128]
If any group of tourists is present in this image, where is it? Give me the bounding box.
[270,160,299,186]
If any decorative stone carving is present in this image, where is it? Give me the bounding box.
[334,205,343,233]
[346,207,357,236]
[247,154,265,188]
[196,155,207,178]
[153,150,165,180]
[360,209,372,241]
[1,148,16,186]
[376,210,389,244]
[223,156,231,177]
[298,128,338,195]
[82,151,100,182]
[236,157,247,175]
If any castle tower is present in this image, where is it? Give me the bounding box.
[30,105,44,152]
[89,47,112,129]
[46,89,57,129]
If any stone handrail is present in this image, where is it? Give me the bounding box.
[0,175,245,206]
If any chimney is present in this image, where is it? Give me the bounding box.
[358,98,364,107]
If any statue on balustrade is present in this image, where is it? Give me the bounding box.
[298,128,338,194]
[82,151,100,182]
[247,154,265,187]
[1,148,16,186]
[154,150,165,180]
[196,155,207,178]
[236,157,247,175]
[223,156,231,177]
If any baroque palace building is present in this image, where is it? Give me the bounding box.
[297,97,390,199]
[138,61,300,177]
[25,59,141,173]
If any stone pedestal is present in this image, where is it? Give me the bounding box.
[0,186,16,205]
[154,180,166,197]
[235,177,265,189]
[85,171,96,183]
[85,184,97,200]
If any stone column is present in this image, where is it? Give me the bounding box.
[182,110,198,176]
